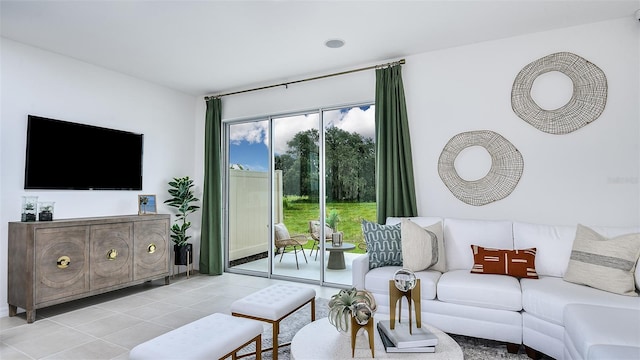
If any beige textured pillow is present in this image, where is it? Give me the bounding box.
[401,219,438,272]
[563,224,640,296]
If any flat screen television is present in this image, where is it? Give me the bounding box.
[24,115,144,190]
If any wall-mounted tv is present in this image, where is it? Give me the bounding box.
[24,115,144,190]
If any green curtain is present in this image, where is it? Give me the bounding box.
[375,64,418,224]
[199,98,223,275]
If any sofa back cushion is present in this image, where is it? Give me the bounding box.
[513,222,576,277]
[514,222,640,279]
[443,218,513,271]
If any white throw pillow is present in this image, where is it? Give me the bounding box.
[401,219,438,272]
[563,224,640,296]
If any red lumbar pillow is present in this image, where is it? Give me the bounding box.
[470,245,539,279]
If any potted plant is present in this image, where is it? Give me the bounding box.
[326,209,341,231]
[326,209,343,246]
[164,176,200,266]
[328,287,377,333]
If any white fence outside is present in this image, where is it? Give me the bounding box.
[228,169,282,261]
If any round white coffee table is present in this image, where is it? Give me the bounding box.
[291,316,463,359]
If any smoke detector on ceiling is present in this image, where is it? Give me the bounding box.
[325,39,345,48]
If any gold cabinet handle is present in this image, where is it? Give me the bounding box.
[107,249,118,260]
[57,256,70,269]
[147,243,156,254]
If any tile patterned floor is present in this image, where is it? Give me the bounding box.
[0,273,341,360]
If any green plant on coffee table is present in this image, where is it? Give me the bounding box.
[326,209,341,232]
[328,287,377,332]
[164,176,200,246]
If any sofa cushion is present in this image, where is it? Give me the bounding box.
[437,269,522,311]
[387,217,446,272]
[470,245,538,279]
[362,220,402,269]
[513,222,576,277]
[364,265,440,300]
[401,219,438,272]
[444,218,514,271]
[563,224,640,296]
[521,276,640,326]
[564,304,640,360]
[514,221,640,278]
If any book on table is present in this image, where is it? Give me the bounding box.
[377,320,439,349]
[377,323,436,353]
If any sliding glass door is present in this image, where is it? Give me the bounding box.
[226,120,270,274]
[271,113,321,280]
[224,104,375,286]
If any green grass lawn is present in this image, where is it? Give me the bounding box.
[282,200,376,254]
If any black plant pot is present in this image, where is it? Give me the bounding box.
[174,243,193,266]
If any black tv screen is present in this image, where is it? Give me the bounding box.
[25,115,143,190]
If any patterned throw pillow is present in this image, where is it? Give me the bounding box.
[362,220,402,269]
[401,219,438,272]
[563,224,640,296]
[470,245,539,279]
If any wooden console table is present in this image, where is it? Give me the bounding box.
[7,214,171,323]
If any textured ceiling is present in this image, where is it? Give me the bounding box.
[1,0,638,95]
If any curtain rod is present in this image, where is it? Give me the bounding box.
[204,59,405,100]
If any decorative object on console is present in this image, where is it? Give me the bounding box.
[164,176,200,270]
[438,130,523,206]
[37,201,55,221]
[563,224,640,296]
[390,269,422,334]
[511,52,607,135]
[470,245,539,279]
[361,220,402,269]
[21,196,38,222]
[138,195,157,215]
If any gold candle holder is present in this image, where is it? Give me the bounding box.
[389,278,421,334]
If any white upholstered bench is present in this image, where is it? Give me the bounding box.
[128,312,263,360]
[231,284,316,360]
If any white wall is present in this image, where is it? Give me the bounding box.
[404,17,639,226]
[202,17,639,229]
[0,38,199,317]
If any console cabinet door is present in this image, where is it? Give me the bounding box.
[90,223,134,290]
[133,219,169,280]
[35,226,90,304]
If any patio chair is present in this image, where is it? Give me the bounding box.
[308,220,333,260]
[274,223,309,269]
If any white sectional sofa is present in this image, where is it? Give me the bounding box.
[352,217,640,360]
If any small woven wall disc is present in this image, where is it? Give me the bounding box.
[438,130,524,206]
[511,52,607,134]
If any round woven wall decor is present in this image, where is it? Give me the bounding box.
[438,130,524,206]
[511,52,607,134]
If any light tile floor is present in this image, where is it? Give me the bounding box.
[0,273,341,360]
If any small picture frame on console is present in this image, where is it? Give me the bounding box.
[138,194,157,215]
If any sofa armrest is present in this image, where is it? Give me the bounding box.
[352,253,369,289]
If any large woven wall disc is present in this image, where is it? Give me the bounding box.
[438,131,524,206]
[511,52,607,134]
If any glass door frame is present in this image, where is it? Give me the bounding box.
[222,101,374,288]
